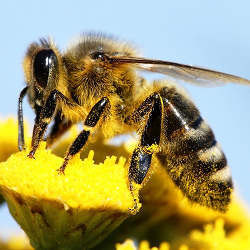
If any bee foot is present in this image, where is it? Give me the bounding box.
[128,198,139,215]
[56,167,65,175]
[27,151,35,159]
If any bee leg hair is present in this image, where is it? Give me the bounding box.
[126,93,162,212]
[57,97,110,174]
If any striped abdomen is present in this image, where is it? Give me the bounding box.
[157,87,233,211]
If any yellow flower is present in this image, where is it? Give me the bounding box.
[0,235,33,250]
[116,240,170,250]
[0,118,28,162]
[0,117,29,205]
[0,148,139,250]
[0,119,140,250]
[0,118,250,250]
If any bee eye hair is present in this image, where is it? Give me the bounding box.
[33,49,57,88]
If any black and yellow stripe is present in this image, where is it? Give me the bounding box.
[157,86,232,211]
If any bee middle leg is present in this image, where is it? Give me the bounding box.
[125,93,162,211]
[57,97,110,174]
[45,111,73,148]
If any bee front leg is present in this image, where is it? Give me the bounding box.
[18,86,29,151]
[125,93,162,212]
[57,97,110,174]
[27,90,72,159]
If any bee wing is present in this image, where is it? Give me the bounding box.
[109,56,250,86]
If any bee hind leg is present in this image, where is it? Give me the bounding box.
[126,93,162,213]
[56,97,110,174]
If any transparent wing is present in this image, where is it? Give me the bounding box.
[108,56,250,86]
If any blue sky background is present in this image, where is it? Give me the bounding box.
[0,0,250,237]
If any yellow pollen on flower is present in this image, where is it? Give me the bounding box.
[0,140,140,250]
[116,239,170,250]
[0,144,135,211]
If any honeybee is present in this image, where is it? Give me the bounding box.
[18,33,250,212]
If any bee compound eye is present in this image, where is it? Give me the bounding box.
[90,51,106,61]
[33,49,57,88]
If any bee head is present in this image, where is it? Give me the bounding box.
[23,39,61,93]
[22,39,64,108]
